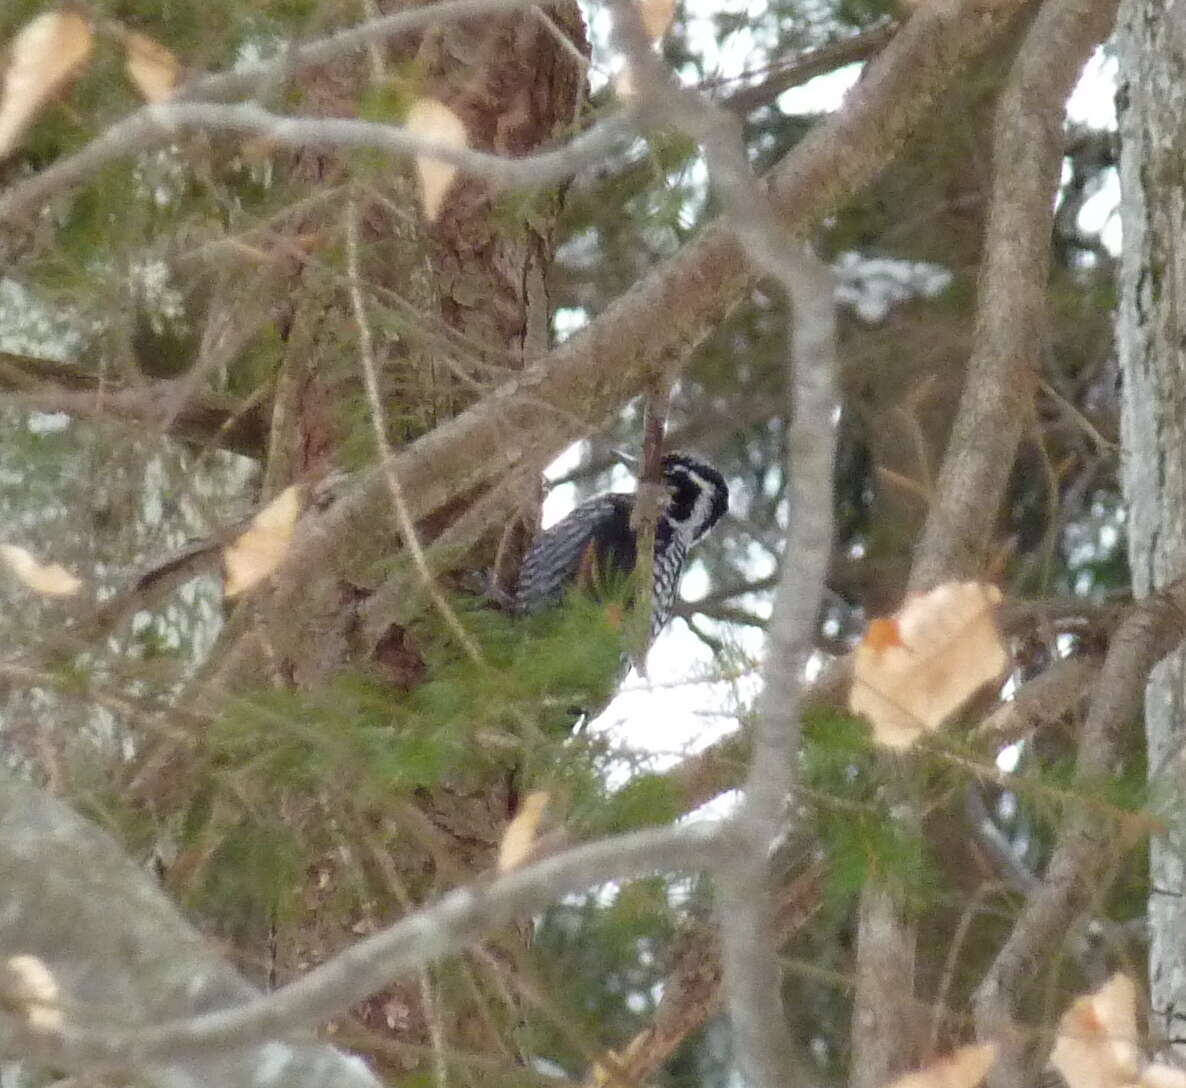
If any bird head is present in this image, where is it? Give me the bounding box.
[660,452,729,544]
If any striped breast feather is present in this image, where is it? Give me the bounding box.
[514,494,629,614]
[648,537,687,637]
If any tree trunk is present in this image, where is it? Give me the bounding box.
[1116,0,1186,1061]
[186,8,588,1078]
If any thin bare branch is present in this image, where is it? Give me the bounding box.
[602,4,839,1083]
[0,102,633,224]
[581,862,827,1088]
[180,0,574,103]
[909,0,1120,591]
[345,201,486,665]
[717,23,898,115]
[4,820,723,1074]
[974,576,1186,1085]
[973,655,1099,744]
[627,384,671,670]
[848,0,1120,1079]
[0,351,267,457]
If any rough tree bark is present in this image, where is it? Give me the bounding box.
[1117,0,1186,1061]
[168,6,589,1077]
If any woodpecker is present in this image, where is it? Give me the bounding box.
[514,452,729,642]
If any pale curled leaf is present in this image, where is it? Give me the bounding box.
[497,790,550,872]
[849,581,1008,749]
[404,98,467,222]
[223,485,301,597]
[124,31,181,102]
[637,0,676,39]
[0,544,83,596]
[886,1044,997,1088]
[0,10,93,159]
[0,955,62,1030]
[1050,973,1142,1088]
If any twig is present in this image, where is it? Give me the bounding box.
[925,882,1004,1059]
[0,352,268,457]
[4,821,724,1073]
[180,0,571,103]
[572,24,901,218]
[674,573,781,617]
[627,385,671,672]
[580,862,827,1088]
[973,655,1099,744]
[719,23,898,115]
[973,575,1186,1084]
[0,103,633,225]
[345,202,486,665]
[602,4,839,1084]
[847,0,1120,1079]
[358,466,534,646]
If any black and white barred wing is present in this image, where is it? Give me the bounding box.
[514,495,627,615]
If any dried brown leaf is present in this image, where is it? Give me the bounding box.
[405,98,467,222]
[1050,974,1142,1088]
[849,581,1008,749]
[223,485,301,597]
[0,10,93,159]
[497,790,550,872]
[124,31,181,102]
[0,544,83,596]
[886,1044,997,1088]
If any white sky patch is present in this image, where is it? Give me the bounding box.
[541,442,585,527]
[680,0,775,85]
[552,306,589,342]
[1068,47,1121,253]
[997,742,1022,774]
[1067,49,1118,130]
[593,636,745,781]
[778,62,862,116]
[1080,166,1122,255]
[677,560,711,601]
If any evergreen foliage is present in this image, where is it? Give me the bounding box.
[0,0,1138,1080]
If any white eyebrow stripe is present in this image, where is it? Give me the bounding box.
[667,467,723,544]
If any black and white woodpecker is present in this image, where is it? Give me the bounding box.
[513,452,729,642]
